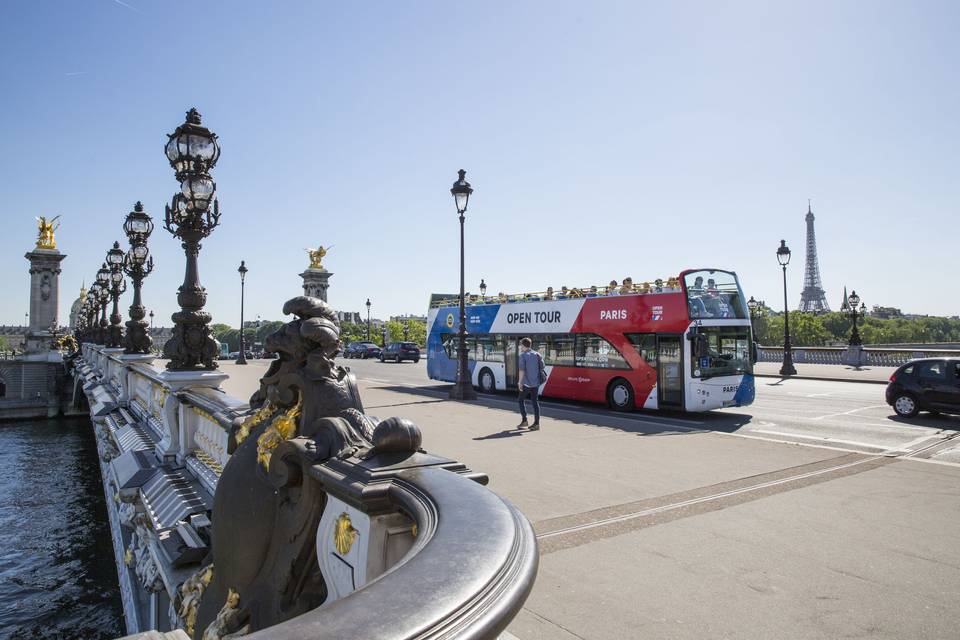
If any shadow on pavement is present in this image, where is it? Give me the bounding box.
[372,384,755,438]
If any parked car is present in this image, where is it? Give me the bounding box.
[353,342,381,359]
[342,342,362,358]
[885,358,960,417]
[380,341,421,363]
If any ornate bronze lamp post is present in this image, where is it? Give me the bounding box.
[449,169,477,400]
[84,287,98,343]
[95,264,110,344]
[403,321,410,341]
[106,242,127,347]
[479,278,487,301]
[776,240,797,376]
[122,202,155,354]
[236,261,248,365]
[366,298,371,340]
[162,108,222,370]
[381,325,388,349]
[847,290,864,346]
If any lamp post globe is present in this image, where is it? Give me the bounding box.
[236,260,248,364]
[149,310,154,328]
[449,169,477,401]
[776,240,797,376]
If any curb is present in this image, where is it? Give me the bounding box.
[754,373,888,385]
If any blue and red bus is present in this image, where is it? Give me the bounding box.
[427,269,755,412]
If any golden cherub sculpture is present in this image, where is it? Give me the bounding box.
[36,215,61,250]
[305,245,331,269]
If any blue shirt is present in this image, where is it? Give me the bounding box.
[519,349,542,388]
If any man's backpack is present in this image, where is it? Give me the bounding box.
[537,352,547,385]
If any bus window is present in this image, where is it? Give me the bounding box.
[684,270,746,320]
[545,335,575,367]
[476,334,504,362]
[691,326,752,378]
[442,334,477,359]
[626,334,658,368]
[575,334,629,369]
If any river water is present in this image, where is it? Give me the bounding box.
[0,418,123,639]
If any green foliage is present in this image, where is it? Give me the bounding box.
[754,311,960,346]
[0,335,9,351]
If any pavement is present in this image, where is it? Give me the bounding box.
[753,361,895,383]
[213,358,960,639]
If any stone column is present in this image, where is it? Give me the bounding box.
[24,247,66,353]
[299,267,333,303]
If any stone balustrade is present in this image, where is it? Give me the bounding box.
[75,332,536,640]
[757,345,960,368]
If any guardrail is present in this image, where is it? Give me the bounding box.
[76,294,537,640]
[757,345,960,367]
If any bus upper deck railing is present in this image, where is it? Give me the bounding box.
[430,278,684,308]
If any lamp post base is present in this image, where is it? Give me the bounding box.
[448,379,477,401]
[236,354,248,365]
[779,361,797,376]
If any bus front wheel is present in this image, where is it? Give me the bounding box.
[607,378,635,412]
[478,368,497,394]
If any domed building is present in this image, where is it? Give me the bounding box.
[68,282,87,329]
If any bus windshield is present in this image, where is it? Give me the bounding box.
[684,270,747,319]
[692,326,752,379]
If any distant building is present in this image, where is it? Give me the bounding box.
[336,311,362,325]
[390,314,427,324]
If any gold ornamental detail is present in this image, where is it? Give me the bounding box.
[334,512,359,555]
[255,399,301,470]
[35,215,60,250]
[201,586,249,640]
[234,400,275,446]
[305,245,330,269]
[178,563,214,637]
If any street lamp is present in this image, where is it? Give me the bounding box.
[381,325,387,349]
[149,310,154,328]
[84,287,98,343]
[236,260,248,364]
[366,298,371,340]
[97,275,111,345]
[449,169,477,400]
[106,242,127,348]
[747,295,760,363]
[403,321,410,341]
[847,290,864,346]
[479,278,487,300]
[162,107,222,370]
[776,240,797,376]
[122,202,155,354]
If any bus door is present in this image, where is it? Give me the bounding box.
[657,335,683,408]
[505,337,519,388]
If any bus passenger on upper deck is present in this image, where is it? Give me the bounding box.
[498,292,508,303]
[557,286,569,299]
[654,278,663,293]
[689,276,704,296]
[619,277,633,294]
[607,280,619,295]
[544,287,554,300]
[569,287,584,298]
[587,286,598,297]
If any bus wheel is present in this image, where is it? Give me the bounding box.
[478,368,497,394]
[607,378,635,412]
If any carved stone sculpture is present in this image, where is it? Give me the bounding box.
[192,295,414,637]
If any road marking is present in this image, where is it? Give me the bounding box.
[751,429,890,450]
[811,405,886,420]
[538,456,879,540]
[883,433,946,453]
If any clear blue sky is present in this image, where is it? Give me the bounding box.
[1,0,957,328]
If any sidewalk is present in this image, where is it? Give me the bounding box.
[753,361,894,384]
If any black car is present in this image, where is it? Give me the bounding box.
[380,342,421,363]
[355,342,382,359]
[885,358,960,417]
[342,342,363,358]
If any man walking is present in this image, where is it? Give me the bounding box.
[517,337,543,430]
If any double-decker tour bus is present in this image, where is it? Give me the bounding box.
[426,269,755,412]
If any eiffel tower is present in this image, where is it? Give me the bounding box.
[799,201,830,313]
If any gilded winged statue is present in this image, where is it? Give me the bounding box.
[304,245,331,269]
[36,215,61,250]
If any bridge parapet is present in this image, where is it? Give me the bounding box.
[757,345,960,368]
[75,295,536,640]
